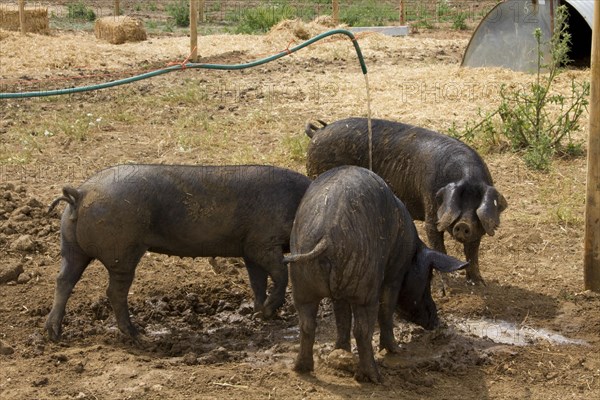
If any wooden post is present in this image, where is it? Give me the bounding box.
[199,0,205,22]
[332,0,339,25]
[399,0,405,25]
[18,0,25,34]
[114,0,119,16]
[584,0,600,291]
[190,0,198,62]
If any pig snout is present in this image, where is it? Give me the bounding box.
[452,221,473,242]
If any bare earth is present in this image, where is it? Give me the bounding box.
[0,24,599,400]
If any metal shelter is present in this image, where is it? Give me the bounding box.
[462,0,595,72]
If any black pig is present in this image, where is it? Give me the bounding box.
[284,166,467,383]
[46,164,310,341]
[305,117,507,284]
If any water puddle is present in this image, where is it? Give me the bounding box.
[146,326,171,337]
[447,316,588,346]
[283,326,300,340]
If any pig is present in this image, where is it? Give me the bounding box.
[284,166,467,383]
[46,164,310,341]
[305,117,507,284]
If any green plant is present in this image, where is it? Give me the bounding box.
[451,5,589,171]
[163,20,175,33]
[146,20,158,30]
[340,0,397,27]
[234,3,295,34]
[66,1,96,21]
[282,134,309,162]
[167,0,189,27]
[452,12,468,30]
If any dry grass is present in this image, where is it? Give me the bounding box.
[0,5,48,34]
[94,16,147,45]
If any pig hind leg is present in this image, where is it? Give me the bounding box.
[352,302,381,383]
[294,301,320,373]
[378,286,401,353]
[333,299,352,351]
[103,247,146,338]
[46,242,93,341]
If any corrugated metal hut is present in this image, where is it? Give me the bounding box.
[462,0,594,72]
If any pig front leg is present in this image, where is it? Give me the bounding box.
[464,239,485,285]
[425,218,447,254]
[244,246,288,319]
[425,218,449,295]
[244,259,268,315]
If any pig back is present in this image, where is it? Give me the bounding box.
[291,166,407,297]
[74,164,310,257]
[306,118,494,220]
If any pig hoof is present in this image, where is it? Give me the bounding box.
[466,274,486,286]
[381,342,401,354]
[118,324,139,340]
[45,321,62,342]
[354,369,382,384]
[293,359,314,373]
[130,334,152,348]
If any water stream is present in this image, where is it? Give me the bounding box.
[364,73,373,171]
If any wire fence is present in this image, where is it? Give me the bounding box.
[0,1,499,95]
[0,1,499,32]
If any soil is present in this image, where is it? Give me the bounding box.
[1,20,599,400]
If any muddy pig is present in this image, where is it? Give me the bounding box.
[305,117,507,284]
[284,166,467,383]
[46,164,310,341]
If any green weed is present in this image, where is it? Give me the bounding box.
[340,0,397,27]
[282,134,309,162]
[167,0,190,27]
[66,1,96,21]
[452,12,468,30]
[234,3,295,34]
[450,6,589,172]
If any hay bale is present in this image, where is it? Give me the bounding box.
[94,16,146,45]
[268,16,345,41]
[0,5,49,34]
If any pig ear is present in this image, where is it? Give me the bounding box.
[420,247,469,273]
[476,186,508,236]
[435,182,462,232]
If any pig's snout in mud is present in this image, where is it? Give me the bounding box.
[452,222,473,242]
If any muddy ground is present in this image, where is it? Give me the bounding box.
[1,20,599,400]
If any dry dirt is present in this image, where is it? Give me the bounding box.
[0,21,599,400]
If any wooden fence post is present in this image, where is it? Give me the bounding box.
[114,0,119,16]
[18,0,25,34]
[190,0,198,62]
[332,0,339,24]
[584,0,600,291]
[199,0,205,22]
[399,0,405,25]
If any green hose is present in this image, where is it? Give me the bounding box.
[0,29,367,99]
